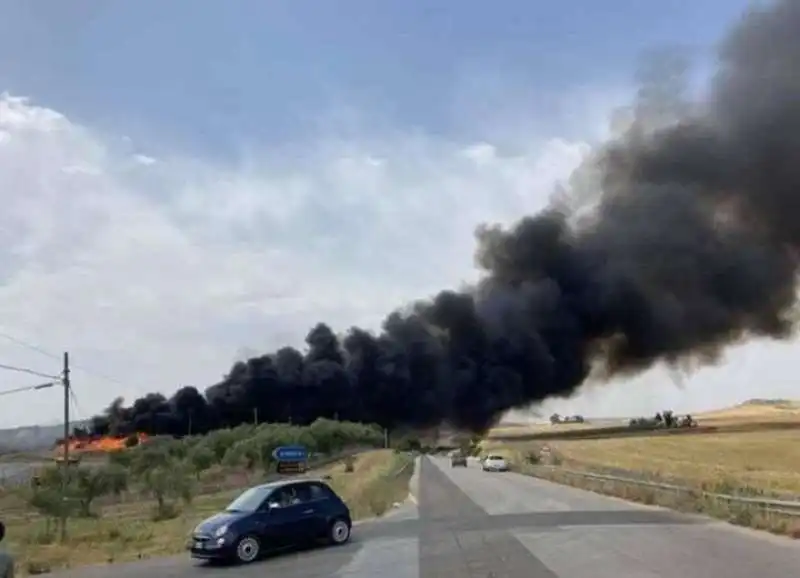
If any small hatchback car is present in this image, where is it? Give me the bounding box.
[188,478,352,564]
[481,454,509,472]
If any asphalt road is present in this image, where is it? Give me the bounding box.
[49,455,800,578]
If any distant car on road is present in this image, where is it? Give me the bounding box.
[188,478,352,564]
[481,455,509,472]
[450,451,468,467]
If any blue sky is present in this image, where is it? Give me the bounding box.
[3,0,791,428]
[1,0,750,154]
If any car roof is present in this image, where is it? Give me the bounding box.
[251,477,331,491]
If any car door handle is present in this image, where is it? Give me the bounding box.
[302,508,315,514]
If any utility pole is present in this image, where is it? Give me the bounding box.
[253,407,258,426]
[60,351,70,542]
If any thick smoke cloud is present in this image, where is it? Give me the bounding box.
[90,0,800,437]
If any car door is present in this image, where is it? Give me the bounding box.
[301,482,333,538]
[281,483,322,542]
[248,506,283,549]
[268,484,318,546]
[257,487,303,549]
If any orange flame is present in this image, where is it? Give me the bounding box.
[54,433,150,455]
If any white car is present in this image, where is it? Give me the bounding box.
[481,455,509,472]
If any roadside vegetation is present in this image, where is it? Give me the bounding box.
[0,419,415,576]
[484,400,800,539]
[324,449,415,520]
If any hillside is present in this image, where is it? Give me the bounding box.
[0,420,91,453]
[696,399,800,422]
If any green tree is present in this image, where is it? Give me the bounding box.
[140,464,194,520]
[72,467,113,517]
[28,487,70,541]
[108,449,134,469]
[188,446,215,479]
[129,445,172,477]
[222,439,260,471]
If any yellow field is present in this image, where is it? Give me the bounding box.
[545,429,800,493]
[4,449,412,577]
[697,401,800,424]
[488,400,800,495]
[489,421,607,438]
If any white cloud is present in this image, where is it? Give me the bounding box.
[0,90,796,429]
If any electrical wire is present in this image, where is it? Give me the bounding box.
[0,331,109,438]
[0,381,56,396]
[0,331,57,360]
[0,362,60,380]
[0,330,130,388]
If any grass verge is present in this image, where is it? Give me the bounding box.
[7,450,414,576]
[324,449,415,520]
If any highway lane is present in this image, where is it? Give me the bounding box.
[47,455,800,577]
[423,455,800,577]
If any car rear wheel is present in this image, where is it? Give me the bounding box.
[328,518,351,545]
[234,535,261,564]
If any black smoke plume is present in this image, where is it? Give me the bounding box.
[90,0,800,438]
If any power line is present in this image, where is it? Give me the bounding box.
[0,381,56,397]
[68,385,87,423]
[0,330,129,387]
[0,361,60,380]
[0,331,58,360]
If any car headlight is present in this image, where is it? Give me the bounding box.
[213,525,228,537]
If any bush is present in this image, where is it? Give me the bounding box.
[392,435,422,452]
[140,464,194,520]
[188,446,215,478]
[525,451,541,465]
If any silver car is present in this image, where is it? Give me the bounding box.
[481,455,509,472]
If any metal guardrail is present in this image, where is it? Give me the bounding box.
[532,466,800,517]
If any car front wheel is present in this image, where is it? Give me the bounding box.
[329,518,351,546]
[234,534,261,564]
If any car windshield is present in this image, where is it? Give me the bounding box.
[225,485,273,513]
[488,455,504,460]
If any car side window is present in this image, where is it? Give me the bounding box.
[289,484,313,504]
[269,486,308,508]
[307,483,328,501]
[266,488,290,509]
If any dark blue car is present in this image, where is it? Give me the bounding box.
[188,478,352,564]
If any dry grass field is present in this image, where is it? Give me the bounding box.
[489,421,606,437]
[2,449,414,577]
[487,400,800,495]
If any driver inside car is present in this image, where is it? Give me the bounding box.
[270,487,302,508]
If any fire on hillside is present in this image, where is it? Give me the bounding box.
[53,433,150,455]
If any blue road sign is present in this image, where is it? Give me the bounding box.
[272,445,308,462]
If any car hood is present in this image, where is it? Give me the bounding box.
[195,511,248,535]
